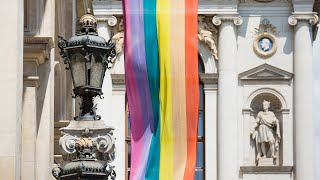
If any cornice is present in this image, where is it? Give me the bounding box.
[111,74,125,86]
[24,36,54,49]
[24,36,54,65]
[93,1,239,15]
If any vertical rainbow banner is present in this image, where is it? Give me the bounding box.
[123,0,199,179]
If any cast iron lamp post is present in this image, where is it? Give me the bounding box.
[58,9,116,121]
[52,9,117,180]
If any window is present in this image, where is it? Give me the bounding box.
[125,59,205,179]
[196,58,205,180]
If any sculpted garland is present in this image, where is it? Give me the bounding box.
[198,15,219,60]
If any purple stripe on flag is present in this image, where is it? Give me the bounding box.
[125,0,154,179]
[123,1,144,179]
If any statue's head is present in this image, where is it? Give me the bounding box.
[261,38,271,51]
[262,100,270,111]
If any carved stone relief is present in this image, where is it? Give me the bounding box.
[111,17,124,57]
[198,15,218,60]
[253,19,279,58]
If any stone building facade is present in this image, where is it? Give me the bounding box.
[1,0,320,180]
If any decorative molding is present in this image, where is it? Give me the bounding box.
[93,1,239,15]
[288,12,319,26]
[24,36,54,48]
[239,64,293,81]
[199,73,219,84]
[240,166,294,173]
[239,0,291,3]
[23,76,40,88]
[24,36,54,64]
[212,15,243,26]
[111,74,125,86]
[254,19,279,37]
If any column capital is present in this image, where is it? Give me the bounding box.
[212,14,243,26]
[96,15,118,27]
[288,12,319,26]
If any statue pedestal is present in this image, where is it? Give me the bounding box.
[258,158,276,166]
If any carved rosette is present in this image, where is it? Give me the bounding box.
[288,13,319,26]
[212,15,243,26]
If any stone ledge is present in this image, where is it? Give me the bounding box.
[111,73,219,85]
[199,73,218,84]
[111,74,125,85]
[240,166,294,173]
[24,36,54,65]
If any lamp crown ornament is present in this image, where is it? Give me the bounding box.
[78,8,98,35]
[54,9,117,180]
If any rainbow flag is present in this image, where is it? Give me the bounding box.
[123,0,199,179]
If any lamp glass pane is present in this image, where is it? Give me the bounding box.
[70,53,86,87]
[90,55,104,88]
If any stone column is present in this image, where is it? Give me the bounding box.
[200,74,218,180]
[288,13,318,180]
[36,48,55,180]
[0,0,23,179]
[110,74,126,180]
[24,36,53,180]
[212,14,242,180]
[21,59,40,180]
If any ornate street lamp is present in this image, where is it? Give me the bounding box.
[53,9,117,180]
[58,9,116,121]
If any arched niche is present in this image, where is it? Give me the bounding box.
[244,88,289,166]
[245,88,288,110]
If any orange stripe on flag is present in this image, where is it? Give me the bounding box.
[184,0,199,179]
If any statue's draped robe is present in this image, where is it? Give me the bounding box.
[252,111,281,151]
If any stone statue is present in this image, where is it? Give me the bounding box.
[112,18,124,55]
[198,15,218,60]
[251,100,281,160]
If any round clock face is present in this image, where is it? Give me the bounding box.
[254,33,277,58]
